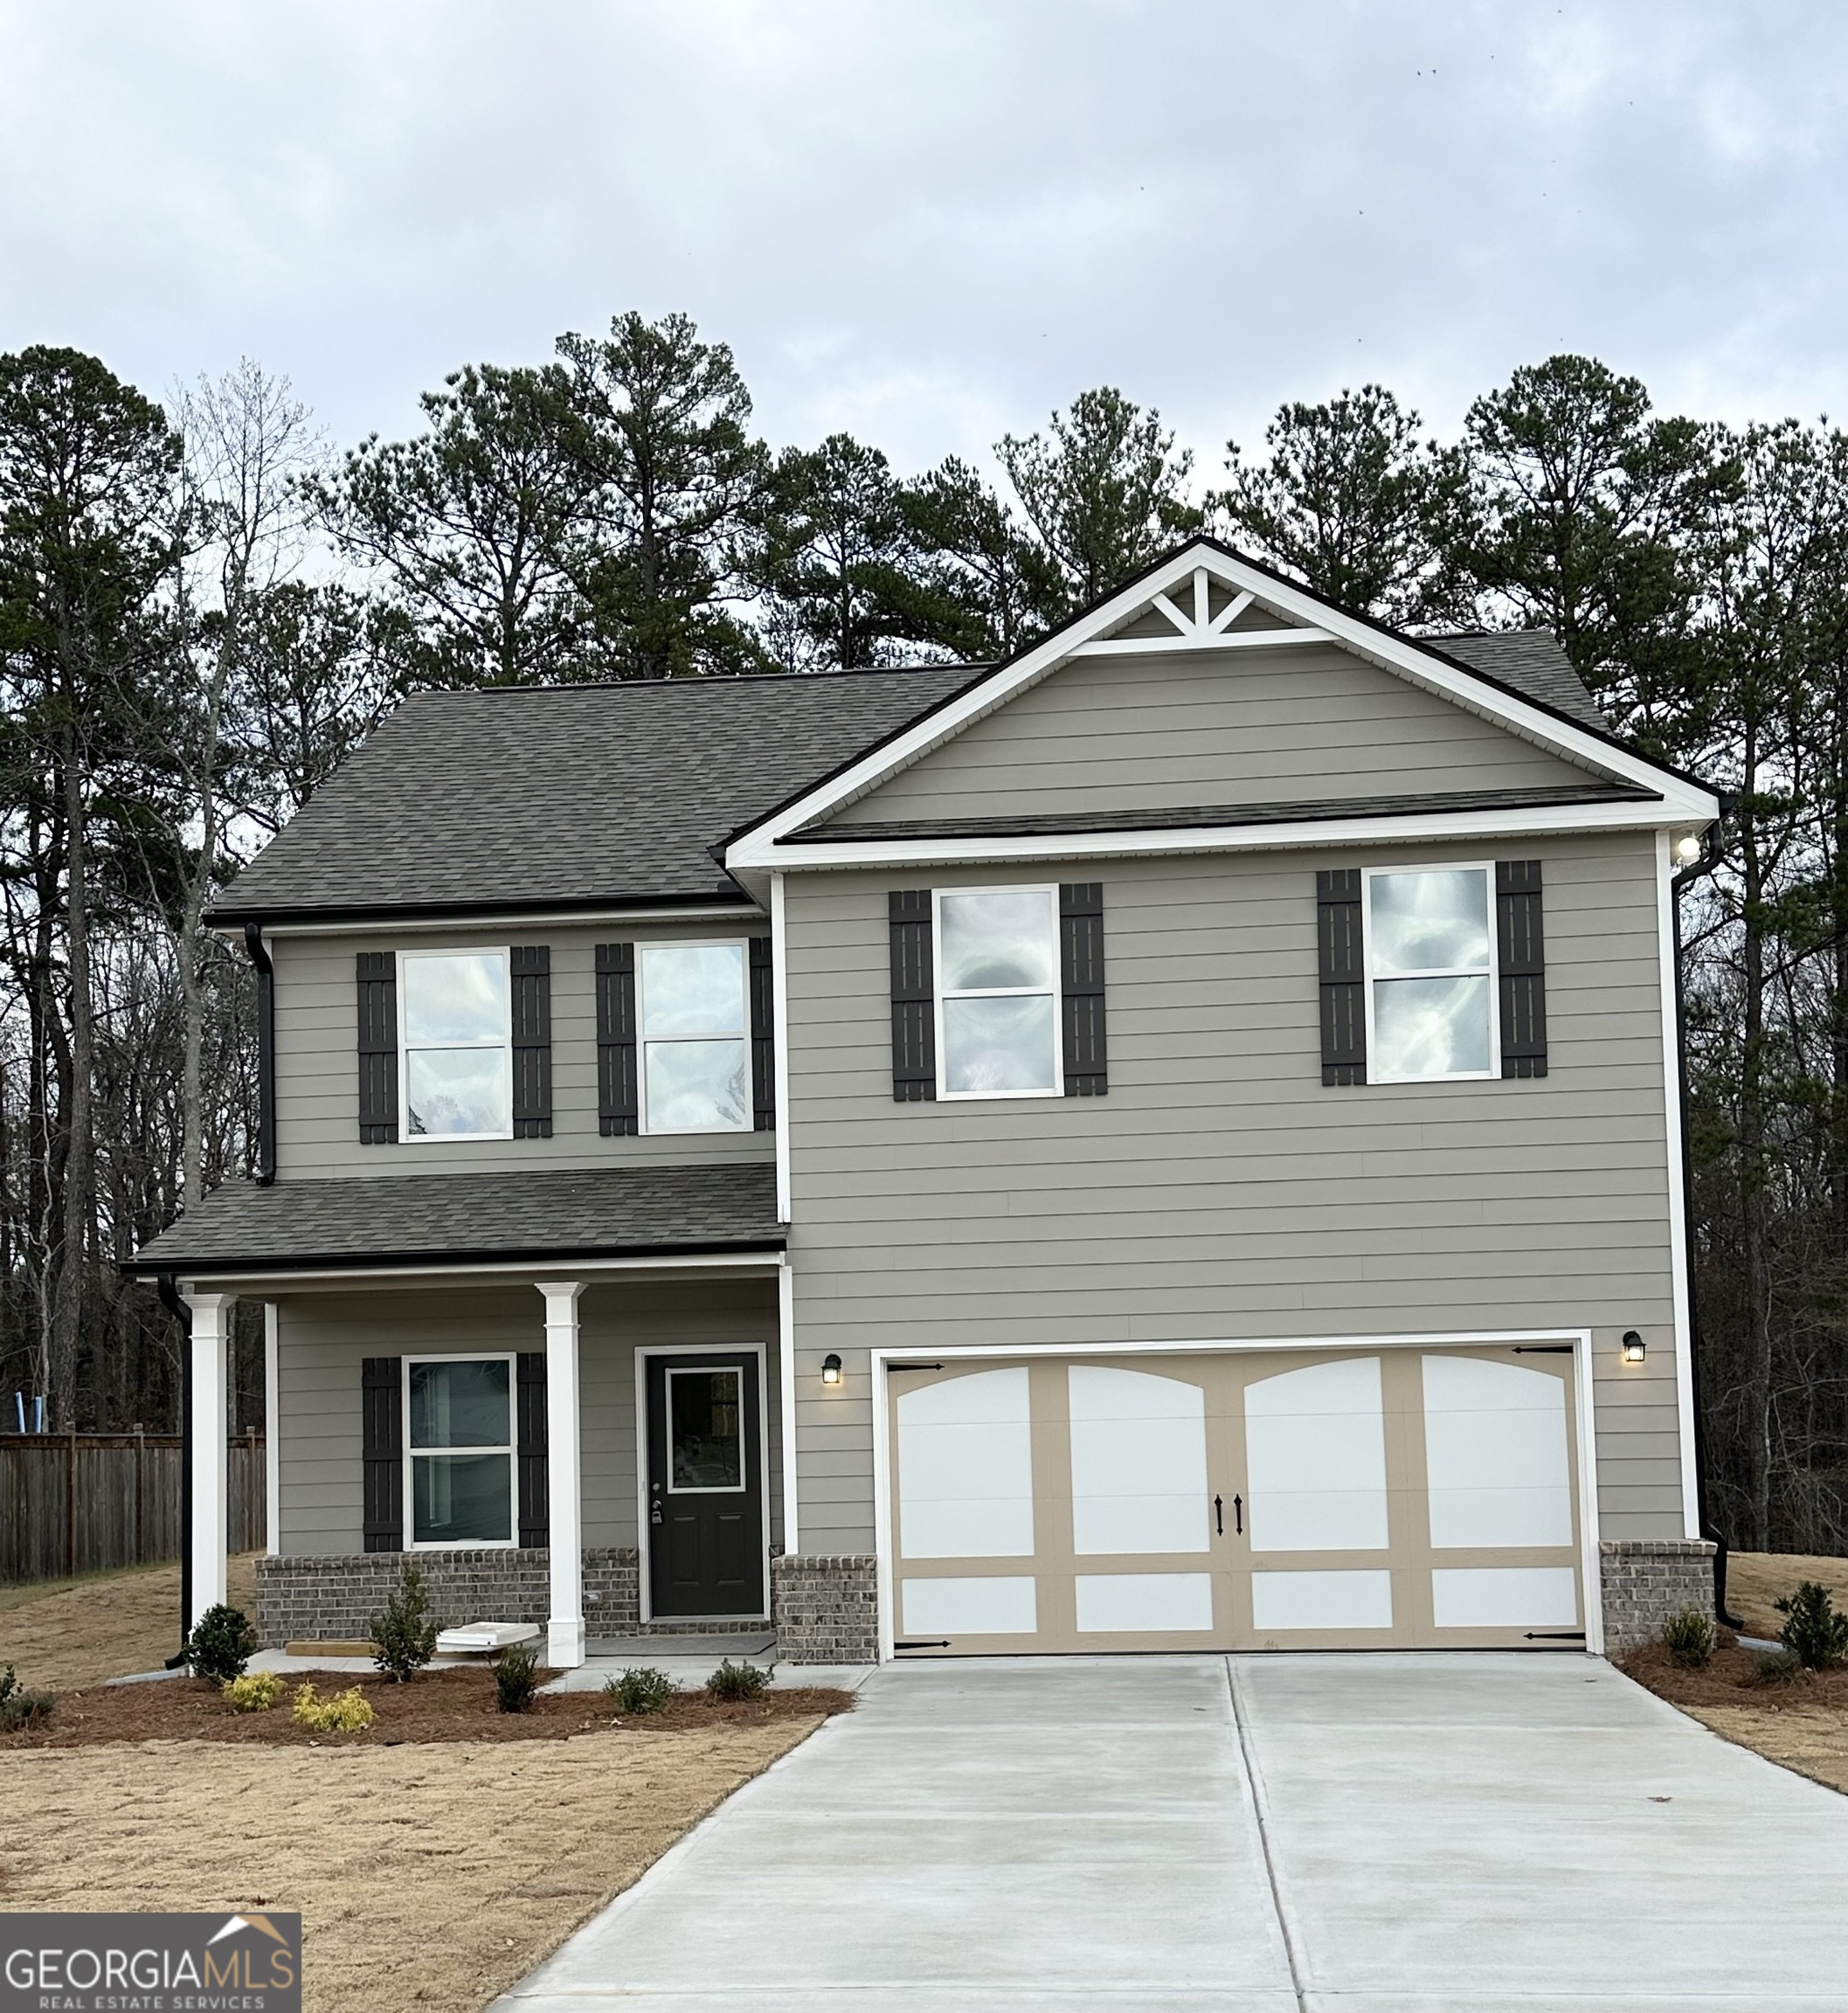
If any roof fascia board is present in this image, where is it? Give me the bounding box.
[232,902,765,941]
[134,1243,786,1287]
[725,543,1715,874]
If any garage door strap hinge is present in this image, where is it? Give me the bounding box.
[887,1362,946,1372]
[1523,1630,1587,1641]
[1512,1344,1575,1353]
[894,1639,951,1650]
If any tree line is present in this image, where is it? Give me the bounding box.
[2,314,1843,1555]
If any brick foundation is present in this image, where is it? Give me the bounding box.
[773,1553,879,1664]
[1599,1539,1718,1654]
[255,1547,640,1647]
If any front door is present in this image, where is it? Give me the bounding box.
[645,1352,765,1618]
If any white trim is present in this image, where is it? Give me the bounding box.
[397,945,515,1143]
[724,542,1720,879]
[635,937,754,1137]
[931,883,1063,1101]
[1657,829,1703,1537]
[184,1290,232,1631]
[771,873,791,1222]
[867,1325,1601,1664]
[1075,624,1335,658]
[263,1303,280,1559]
[633,1341,772,1625]
[536,1281,586,1668]
[171,1249,783,1294]
[1360,861,1500,1084]
[401,1350,519,1552]
[778,1260,799,1553]
[241,904,764,942]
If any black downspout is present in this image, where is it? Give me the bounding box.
[245,922,276,1185]
[1672,820,1744,1630]
[157,1272,193,1665]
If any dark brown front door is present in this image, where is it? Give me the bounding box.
[645,1352,765,1618]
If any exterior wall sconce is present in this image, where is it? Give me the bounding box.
[1672,833,1703,868]
[820,1353,843,1386]
[1621,1331,1647,1365]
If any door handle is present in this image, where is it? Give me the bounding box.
[1214,1495,1222,1535]
[1234,1493,1243,1535]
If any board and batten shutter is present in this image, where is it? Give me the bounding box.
[516,1352,549,1546]
[749,936,775,1131]
[510,945,553,1138]
[1316,870,1367,1086]
[356,953,398,1143]
[362,1356,404,1552]
[1060,882,1107,1096]
[595,943,639,1135]
[1496,860,1548,1077]
[889,891,935,1101]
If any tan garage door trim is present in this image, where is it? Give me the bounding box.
[869,1327,1601,1663]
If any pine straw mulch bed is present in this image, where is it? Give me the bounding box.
[1,1664,855,1748]
[1620,1633,1848,1797]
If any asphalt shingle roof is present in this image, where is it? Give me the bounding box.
[1428,631,1606,732]
[124,1165,782,1275]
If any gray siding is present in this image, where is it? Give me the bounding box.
[272,918,772,1179]
[273,1278,779,1556]
[781,832,1685,1551]
[826,642,1601,827]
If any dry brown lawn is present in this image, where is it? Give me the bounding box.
[1724,1550,1848,1642]
[0,1553,259,1691]
[0,1719,821,2013]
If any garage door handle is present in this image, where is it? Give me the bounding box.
[1214,1495,1222,1535]
[1234,1494,1242,1535]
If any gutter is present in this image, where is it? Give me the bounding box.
[244,924,275,1185]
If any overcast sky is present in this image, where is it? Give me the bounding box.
[4,2,1845,485]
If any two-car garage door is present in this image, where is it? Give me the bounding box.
[888,1347,1585,1653]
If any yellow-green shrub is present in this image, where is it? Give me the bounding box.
[290,1681,374,1733]
[221,1671,285,1713]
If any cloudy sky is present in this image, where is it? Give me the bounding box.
[3,2,1845,484]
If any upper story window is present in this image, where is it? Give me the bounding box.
[640,942,750,1132]
[401,950,512,1137]
[934,887,1062,1098]
[1363,867,1497,1082]
[406,1354,515,1546]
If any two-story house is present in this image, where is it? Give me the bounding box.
[130,536,1722,1667]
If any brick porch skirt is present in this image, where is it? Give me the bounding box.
[1598,1539,1718,1653]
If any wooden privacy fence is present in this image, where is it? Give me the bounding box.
[0,1432,265,1584]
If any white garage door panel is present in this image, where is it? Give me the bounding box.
[1245,1356,1389,1551]
[1069,1366,1209,1555]
[1252,1569,1395,1631]
[903,1575,1038,1636]
[896,1367,1035,1559]
[1431,1567,1579,1629]
[1422,1356,1574,1549]
[1076,1573,1215,1633]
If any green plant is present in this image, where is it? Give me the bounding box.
[706,1658,769,1703]
[221,1671,286,1713]
[605,1666,676,1715]
[0,1664,54,1730]
[1775,1581,1848,1670]
[290,1682,375,1733]
[369,1563,438,1682]
[495,1643,541,1713]
[186,1604,260,1684]
[1755,1647,1803,1684]
[1661,1608,1715,1670]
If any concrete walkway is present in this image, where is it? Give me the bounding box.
[495,1653,1848,2012]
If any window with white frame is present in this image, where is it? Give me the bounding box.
[935,887,1062,1097]
[406,1355,515,1546]
[400,950,511,1137]
[1364,866,1497,1082]
[640,942,750,1132]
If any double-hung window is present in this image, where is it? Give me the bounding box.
[639,942,750,1132]
[405,1355,515,1546]
[1363,865,1498,1082]
[401,950,511,1137]
[934,887,1062,1097]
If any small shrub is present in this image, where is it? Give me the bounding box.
[706,1658,769,1703]
[1775,1581,1848,1670]
[0,1664,53,1730]
[1662,1608,1715,1670]
[605,1666,676,1715]
[186,1604,259,1684]
[369,1563,438,1682]
[221,1671,285,1713]
[1755,1647,1804,1684]
[290,1681,374,1733]
[495,1643,540,1714]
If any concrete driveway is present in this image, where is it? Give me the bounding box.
[496,1653,1848,2012]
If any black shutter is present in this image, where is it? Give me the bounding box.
[1497,860,1548,1078]
[1060,883,1107,1096]
[511,945,553,1138]
[1317,870,1367,1086]
[750,936,776,1131]
[356,953,398,1144]
[516,1352,549,1547]
[596,943,639,1136]
[889,891,935,1102]
[362,1356,403,1553]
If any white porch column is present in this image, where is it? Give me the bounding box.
[536,1281,585,1669]
[185,1290,232,1631]
[263,1304,280,1557]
